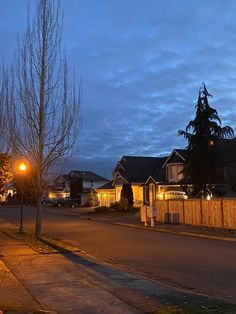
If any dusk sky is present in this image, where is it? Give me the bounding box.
[1,0,236,178]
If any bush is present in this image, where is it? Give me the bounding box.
[110,201,122,211]
[86,189,97,207]
[110,197,130,211]
[94,206,109,213]
[119,197,129,210]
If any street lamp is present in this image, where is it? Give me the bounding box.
[18,162,27,233]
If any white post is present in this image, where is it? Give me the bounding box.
[150,217,155,227]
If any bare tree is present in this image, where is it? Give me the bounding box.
[8,0,81,238]
[0,65,10,153]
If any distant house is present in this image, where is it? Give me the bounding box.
[97,181,115,207]
[112,156,168,206]
[49,175,71,199]
[68,170,109,189]
[49,170,109,204]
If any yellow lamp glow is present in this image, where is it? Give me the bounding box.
[19,163,26,172]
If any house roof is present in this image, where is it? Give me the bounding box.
[161,149,187,168]
[175,149,188,159]
[68,170,109,182]
[114,155,168,183]
[215,138,236,159]
[97,181,114,190]
[57,174,70,181]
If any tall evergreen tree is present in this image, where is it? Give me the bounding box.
[70,177,83,198]
[121,183,134,206]
[178,83,234,196]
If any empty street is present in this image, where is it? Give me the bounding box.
[0,205,235,305]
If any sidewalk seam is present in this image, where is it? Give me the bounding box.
[1,257,45,311]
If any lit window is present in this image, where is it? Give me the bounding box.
[167,164,184,182]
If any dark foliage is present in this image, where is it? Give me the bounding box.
[121,183,134,206]
[70,177,83,198]
[0,154,13,195]
[178,83,234,196]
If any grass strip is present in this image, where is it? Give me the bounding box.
[1,227,80,254]
[151,304,236,314]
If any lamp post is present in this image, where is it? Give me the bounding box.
[18,162,27,233]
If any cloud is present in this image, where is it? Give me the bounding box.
[1,0,236,177]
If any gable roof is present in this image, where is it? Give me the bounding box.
[57,174,70,181]
[114,155,168,183]
[97,181,114,190]
[162,149,187,168]
[68,170,109,182]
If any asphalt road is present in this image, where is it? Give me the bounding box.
[0,205,236,304]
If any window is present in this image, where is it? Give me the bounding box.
[167,164,184,182]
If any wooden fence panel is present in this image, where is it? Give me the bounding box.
[184,200,202,225]
[201,199,222,227]
[223,200,236,229]
[155,198,236,229]
[168,200,184,223]
[156,200,167,222]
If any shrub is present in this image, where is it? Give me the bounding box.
[110,201,122,211]
[94,206,109,213]
[110,198,129,211]
[119,197,129,210]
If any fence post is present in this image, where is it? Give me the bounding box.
[183,200,185,224]
[200,198,203,226]
[167,200,170,223]
[221,198,224,228]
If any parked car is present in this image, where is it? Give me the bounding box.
[163,191,188,200]
[42,197,53,205]
[52,197,81,208]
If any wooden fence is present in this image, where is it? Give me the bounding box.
[155,198,236,229]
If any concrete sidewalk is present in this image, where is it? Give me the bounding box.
[0,230,41,313]
[0,219,224,314]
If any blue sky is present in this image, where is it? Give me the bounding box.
[1,0,236,178]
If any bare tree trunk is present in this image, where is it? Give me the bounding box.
[6,0,81,238]
[0,66,10,153]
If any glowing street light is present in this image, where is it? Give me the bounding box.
[18,162,27,233]
[19,163,27,171]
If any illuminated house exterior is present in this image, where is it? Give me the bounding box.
[113,143,235,206]
[97,181,115,207]
[110,150,189,206]
[145,149,187,205]
[49,170,109,204]
[112,156,168,206]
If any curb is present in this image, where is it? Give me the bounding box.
[87,218,236,243]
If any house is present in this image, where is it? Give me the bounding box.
[145,149,187,205]
[111,150,191,206]
[0,183,16,204]
[49,175,71,199]
[49,170,109,204]
[97,181,115,207]
[109,139,236,207]
[112,156,168,206]
[68,170,109,189]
